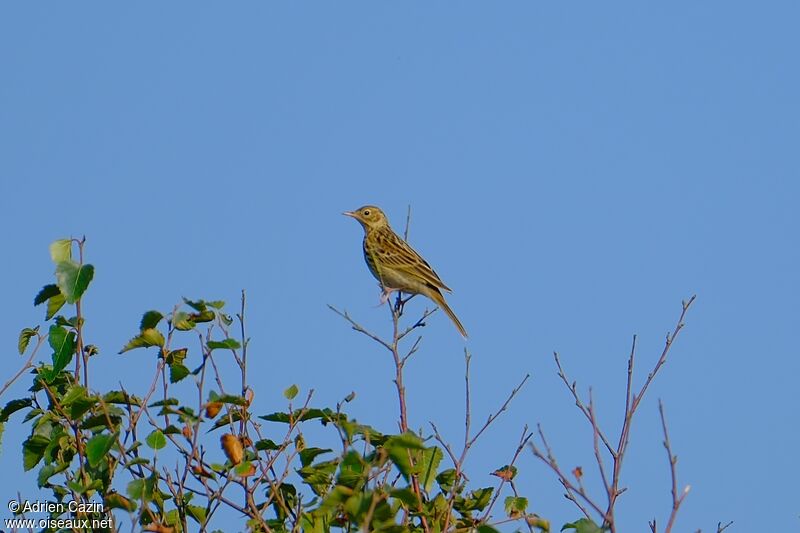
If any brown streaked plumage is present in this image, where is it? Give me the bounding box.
[344,205,467,338]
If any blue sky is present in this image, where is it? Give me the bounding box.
[1,2,798,531]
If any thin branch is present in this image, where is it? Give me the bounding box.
[606,296,696,527]
[75,237,88,388]
[128,359,166,430]
[553,352,615,456]
[588,391,611,503]
[397,307,437,342]
[464,350,472,450]
[658,400,690,533]
[468,373,529,450]
[403,204,412,241]
[0,334,45,398]
[530,424,606,519]
[631,296,696,416]
[536,297,696,531]
[328,305,393,352]
[429,422,462,478]
[482,426,534,521]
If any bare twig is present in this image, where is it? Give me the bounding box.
[606,296,696,529]
[75,237,88,388]
[432,352,529,532]
[483,426,534,521]
[530,424,605,519]
[468,373,529,449]
[658,400,690,533]
[0,333,45,399]
[553,353,614,455]
[588,391,611,504]
[328,305,393,352]
[533,296,696,532]
[330,291,433,532]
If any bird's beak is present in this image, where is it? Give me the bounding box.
[343,211,356,218]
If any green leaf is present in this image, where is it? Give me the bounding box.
[37,463,58,488]
[45,293,66,320]
[299,447,332,468]
[81,412,122,431]
[504,496,528,517]
[208,393,247,406]
[166,348,187,364]
[561,518,605,533]
[173,311,196,331]
[298,459,338,497]
[127,457,150,467]
[61,384,88,405]
[0,398,32,422]
[105,491,137,512]
[183,298,207,312]
[149,398,179,407]
[337,419,385,444]
[209,416,235,432]
[61,385,96,419]
[103,390,140,406]
[48,325,67,352]
[342,491,368,519]
[23,408,43,423]
[492,464,518,481]
[49,239,72,263]
[119,328,165,354]
[284,384,299,400]
[207,338,241,351]
[416,446,443,493]
[436,468,458,493]
[191,310,215,323]
[22,434,50,471]
[146,430,167,450]
[34,284,61,306]
[140,310,164,331]
[390,487,418,507]
[207,300,225,309]
[234,461,253,476]
[315,484,352,515]
[169,363,190,383]
[127,479,145,500]
[186,504,207,525]
[54,315,76,327]
[259,408,334,424]
[255,439,279,451]
[163,424,182,435]
[457,487,494,513]
[48,325,76,375]
[86,433,116,467]
[384,432,425,478]
[55,261,94,304]
[337,450,367,488]
[164,508,180,526]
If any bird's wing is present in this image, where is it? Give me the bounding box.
[376,229,452,292]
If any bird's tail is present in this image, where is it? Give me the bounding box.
[429,289,468,338]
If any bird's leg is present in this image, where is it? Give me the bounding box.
[394,291,404,314]
[395,293,417,316]
[378,285,395,306]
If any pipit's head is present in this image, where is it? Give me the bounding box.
[343,205,389,231]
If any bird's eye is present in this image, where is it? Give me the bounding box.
[363,210,371,216]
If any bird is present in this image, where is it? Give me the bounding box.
[344,205,467,338]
